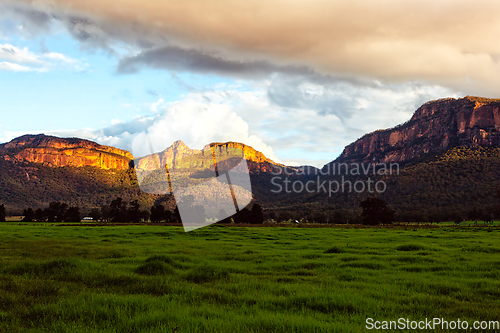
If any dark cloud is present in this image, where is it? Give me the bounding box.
[3,0,500,95]
[266,75,367,123]
[15,7,51,29]
[67,17,95,41]
[116,45,318,78]
[0,3,53,37]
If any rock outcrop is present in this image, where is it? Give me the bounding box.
[134,140,284,174]
[333,96,500,165]
[0,135,285,173]
[0,134,133,170]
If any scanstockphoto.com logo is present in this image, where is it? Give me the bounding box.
[131,130,253,232]
[269,162,400,196]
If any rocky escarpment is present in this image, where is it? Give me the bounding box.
[334,96,500,165]
[0,134,133,170]
[211,142,285,173]
[134,140,285,174]
[1,134,289,174]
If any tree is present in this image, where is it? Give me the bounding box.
[109,198,128,222]
[233,207,252,224]
[467,207,483,222]
[173,205,181,223]
[22,208,35,222]
[34,208,44,222]
[0,204,6,222]
[128,200,141,223]
[64,207,81,222]
[177,195,206,224]
[360,197,395,225]
[141,209,151,222]
[101,205,111,223]
[151,204,166,223]
[45,202,68,222]
[250,203,264,224]
[88,208,102,222]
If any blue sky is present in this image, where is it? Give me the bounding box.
[2,0,498,167]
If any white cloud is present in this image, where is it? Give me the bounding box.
[124,93,280,162]
[0,43,88,72]
[25,92,281,164]
[0,61,31,72]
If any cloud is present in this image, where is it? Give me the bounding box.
[0,61,31,72]
[0,43,87,72]
[2,0,500,95]
[0,2,53,38]
[116,44,316,78]
[227,77,458,164]
[46,93,281,163]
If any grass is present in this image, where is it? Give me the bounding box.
[0,224,499,332]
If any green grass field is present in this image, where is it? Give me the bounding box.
[1,224,499,332]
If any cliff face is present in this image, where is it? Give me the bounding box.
[0,134,133,170]
[1,134,284,173]
[134,140,284,174]
[334,96,500,164]
[210,142,283,173]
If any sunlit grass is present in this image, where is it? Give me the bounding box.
[0,224,499,332]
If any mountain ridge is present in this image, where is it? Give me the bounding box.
[0,134,133,170]
[333,96,500,165]
[0,134,287,174]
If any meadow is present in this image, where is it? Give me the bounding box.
[0,223,499,332]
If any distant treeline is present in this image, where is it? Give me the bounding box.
[4,195,497,225]
[21,202,81,222]
[6,196,265,224]
[0,204,6,222]
[264,197,500,225]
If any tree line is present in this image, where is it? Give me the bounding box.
[6,196,265,224]
[7,195,492,225]
[22,202,81,222]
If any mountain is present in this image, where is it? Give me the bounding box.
[0,134,284,173]
[0,134,133,170]
[262,96,500,222]
[0,134,287,212]
[133,140,285,174]
[334,96,500,165]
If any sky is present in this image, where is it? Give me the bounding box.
[0,1,499,167]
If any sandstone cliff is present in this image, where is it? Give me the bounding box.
[134,140,284,174]
[333,96,500,165]
[0,134,133,170]
[1,134,285,173]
